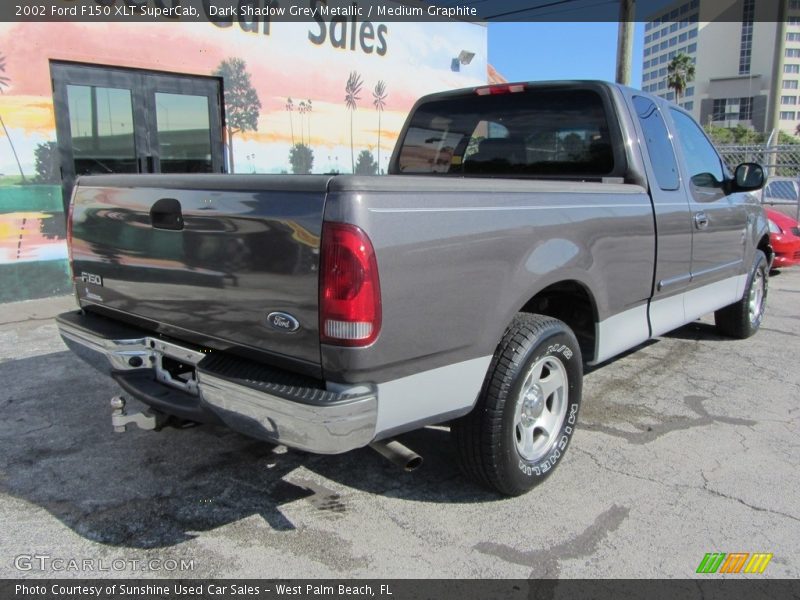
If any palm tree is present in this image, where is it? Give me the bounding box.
[0,52,26,182]
[667,53,695,104]
[298,101,307,145]
[372,81,387,173]
[344,71,363,173]
[285,97,295,146]
[305,99,312,147]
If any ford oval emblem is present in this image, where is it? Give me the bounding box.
[266,312,300,332]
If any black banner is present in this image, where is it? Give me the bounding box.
[2,0,792,23]
[2,579,800,600]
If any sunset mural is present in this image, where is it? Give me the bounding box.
[0,18,487,300]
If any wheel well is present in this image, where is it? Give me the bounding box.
[757,234,773,266]
[519,281,597,363]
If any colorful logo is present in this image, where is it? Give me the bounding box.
[696,552,773,574]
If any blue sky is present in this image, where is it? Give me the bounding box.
[488,22,646,87]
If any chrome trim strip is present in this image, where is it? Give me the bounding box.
[658,260,744,292]
[657,272,691,291]
[690,259,744,281]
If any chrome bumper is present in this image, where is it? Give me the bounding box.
[57,311,378,454]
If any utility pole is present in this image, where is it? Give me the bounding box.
[616,0,635,86]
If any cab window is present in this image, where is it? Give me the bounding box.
[669,109,726,188]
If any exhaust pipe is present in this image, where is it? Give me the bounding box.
[370,439,423,472]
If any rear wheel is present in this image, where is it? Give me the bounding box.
[452,314,582,496]
[714,250,768,339]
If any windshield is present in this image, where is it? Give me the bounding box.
[395,88,617,179]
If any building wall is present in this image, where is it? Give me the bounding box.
[0,20,488,302]
[640,0,797,136]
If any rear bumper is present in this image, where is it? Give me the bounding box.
[56,310,378,454]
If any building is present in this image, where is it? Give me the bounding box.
[0,14,489,302]
[641,0,796,135]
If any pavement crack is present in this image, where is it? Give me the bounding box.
[473,504,630,579]
[700,470,800,525]
[0,316,56,327]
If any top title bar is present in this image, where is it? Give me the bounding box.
[2,0,789,23]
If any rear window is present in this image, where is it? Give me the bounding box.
[395,88,618,179]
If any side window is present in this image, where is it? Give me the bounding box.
[633,96,680,190]
[669,109,725,188]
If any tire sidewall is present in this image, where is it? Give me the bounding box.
[500,327,582,493]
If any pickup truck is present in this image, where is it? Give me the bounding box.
[56,81,771,496]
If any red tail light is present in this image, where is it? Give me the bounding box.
[319,222,381,347]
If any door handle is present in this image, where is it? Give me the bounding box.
[150,198,184,231]
[694,211,709,230]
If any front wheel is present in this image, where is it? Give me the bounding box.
[451,314,582,496]
[714,250,768,339]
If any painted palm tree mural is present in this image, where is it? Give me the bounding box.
[0,52,26,182]
[213,58,261,174]
[372,80,387,173]
[305,99,312,146]
[344,71,363,173]
[285,97,295,146]
[298,100,307,145]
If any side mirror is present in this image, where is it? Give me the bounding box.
[732,162,766,192]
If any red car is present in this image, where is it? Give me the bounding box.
[766,208,800,269]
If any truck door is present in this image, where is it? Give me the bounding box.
[667,108,749,309]
[629,95,694,336]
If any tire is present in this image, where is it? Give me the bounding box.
[714,250,768,339]
[452,314,582,496]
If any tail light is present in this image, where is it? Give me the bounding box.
[319,222,381,347]
[475,83,526,96]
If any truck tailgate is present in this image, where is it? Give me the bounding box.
[69,174,330,370]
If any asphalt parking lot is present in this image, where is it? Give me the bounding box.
[1,270,799,580]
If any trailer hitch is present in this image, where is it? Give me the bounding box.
[110,396,165,432]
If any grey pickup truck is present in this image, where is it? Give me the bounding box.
[57,81,771,496]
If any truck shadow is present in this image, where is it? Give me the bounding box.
[663,321,731,342]
[0,351,495,550]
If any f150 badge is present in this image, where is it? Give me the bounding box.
[266,312,300,332]
[81,272,103,286]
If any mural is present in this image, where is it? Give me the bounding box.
[0,19,487,301]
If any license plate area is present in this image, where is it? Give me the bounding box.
[149,338,205,396]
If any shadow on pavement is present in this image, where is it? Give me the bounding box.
[664,320,731,342]
[0,351,496,549]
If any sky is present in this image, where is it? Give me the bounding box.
[488,21,646,87]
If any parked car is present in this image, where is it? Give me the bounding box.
[766,207,800,269]
[56,81,770,496]
[762,176,800,223]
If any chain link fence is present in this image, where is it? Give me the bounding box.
[716,144,800,222]
[716,144,800,177]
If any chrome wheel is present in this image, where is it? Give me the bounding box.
[514,356,568,462]
[748,268,766,325]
